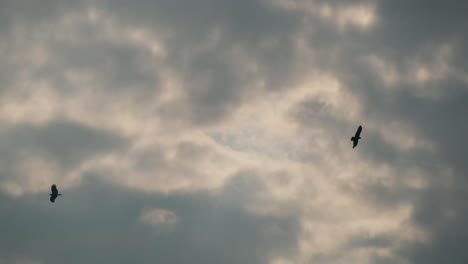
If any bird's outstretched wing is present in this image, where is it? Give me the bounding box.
[51,184,58,195]
[50,195,56,203]
[353,140,358,148]
[355,125,362,137]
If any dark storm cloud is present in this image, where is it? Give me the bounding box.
[99,0,299,44]
[399,185,468,264]
[0,118,128,180]
[287,0,468,263]
[374,0,468,55]
[93,0,303,125]
[0,0,302,126]
[388,88,468,171]
[0,0,78,32]
[1,23,161,104]
[239,0,468,263]
[1,0,300,126]
[0,0,75,94]
[48,41,161,99]
[0,174,299,264]
[1,0,468,263]
[287,0,467,168]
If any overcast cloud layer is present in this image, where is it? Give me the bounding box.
[1,0,467,263]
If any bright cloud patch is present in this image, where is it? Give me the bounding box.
[140,208,177,227]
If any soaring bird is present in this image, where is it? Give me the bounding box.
[50,184,62,203]
[351,125,362,148]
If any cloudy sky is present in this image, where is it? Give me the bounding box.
[1,0,467,263]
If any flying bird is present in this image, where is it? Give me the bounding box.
[351,125,362,148]
[50,184,62,203]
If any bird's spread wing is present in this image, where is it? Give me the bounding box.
[355,126,362,137]
[50,195,56,203]
[51,184,58,195]
[353,140,358,148]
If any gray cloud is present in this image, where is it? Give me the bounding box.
[1,0,468,263]
[94,0,304,125]
[280,0,468,263]
[317,2,468,264]
[0,118,129,191]
[0,174,299,264]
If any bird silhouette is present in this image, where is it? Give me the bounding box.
[50,184,62,203]
[351,125,362,148]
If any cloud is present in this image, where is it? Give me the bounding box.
[140,207,177,227]
[0,0,467,263]
[0,175,299,264]
[0,118,128,196]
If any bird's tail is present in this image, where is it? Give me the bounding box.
[351,137,355,141]
[58,194,62,196]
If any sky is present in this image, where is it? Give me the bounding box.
[0,0,467,263]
